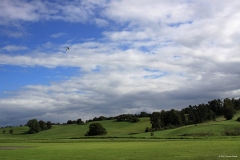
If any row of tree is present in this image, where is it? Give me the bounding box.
[116,114,139,122]
[2,129,13,134]
[26,119,52,134]
[85,112,150,123]
[66,119,84,125]
[149,98,239,131]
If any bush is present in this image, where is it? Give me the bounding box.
[3,130,6,134]
[237,117,240,122]
[145,127,152,132]
[224,127,240,136]
[85,123,107,136]
[9,129,13,134]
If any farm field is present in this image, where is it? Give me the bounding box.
[0,112,240,159]
[0,140,240,160]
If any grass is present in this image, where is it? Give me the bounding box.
[135,111,240,138]
[0,140,239,160]
[0,118,151,140]
[0,112,240,159]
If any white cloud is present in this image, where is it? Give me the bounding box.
[1,45,28,51]
[1,0,240,126]
[51,33,66,38]
[0,0,104,25]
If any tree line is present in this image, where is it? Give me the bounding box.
[14,97,240,135]
[26,119,52,134]
[149,98,240,131]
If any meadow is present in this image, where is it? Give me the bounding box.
[0,112,240,159]
[0,140,239,160]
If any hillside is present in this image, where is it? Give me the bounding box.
[136,110,240,138]
[0,118,151,140]
[1,111,240,140]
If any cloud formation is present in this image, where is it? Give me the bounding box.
[0,0,240,126]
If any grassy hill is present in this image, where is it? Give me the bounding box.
[0,117,151,140]
[1,111,240,140]
[136,110,240,138]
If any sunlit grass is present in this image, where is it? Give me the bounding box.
[0,140,239,160]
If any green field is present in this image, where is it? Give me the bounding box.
[0,140,239,160]
[0,112,240,159]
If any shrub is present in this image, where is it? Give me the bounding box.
[224,127,240,136]
[9,129,13,134]
[237,117,240,122]
[3,130,6,134]
[145,127,152,132]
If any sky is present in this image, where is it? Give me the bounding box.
[0,0,240,127]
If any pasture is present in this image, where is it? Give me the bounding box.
[0,139,239,160]
[0,112,240,159]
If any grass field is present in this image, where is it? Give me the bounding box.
[0,112,240,159]
[0,140,239,160]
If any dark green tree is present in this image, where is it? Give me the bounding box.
[85,123,107,136]
[208,99,223,116]
[223,98,236,120]
[9,129,13,134]
[139,112,150,117]
[26,119,41,134]
[223,106,235,120]
[39,120,47,131]
[46,121,52,129]
[76,118,84,125]
[3,130,6,134]
[67,120,73,124]
[150,112,162,130]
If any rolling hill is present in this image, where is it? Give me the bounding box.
[0,111,240,140]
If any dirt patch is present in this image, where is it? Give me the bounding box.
[0,146,34,150]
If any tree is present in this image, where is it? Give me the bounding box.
[116,114,139,123]
[223,106,235,120]
[9,129,13,134]
[39,120,47,131]
[46,121,52,129]
[85,123,107,136]
[139,112,150,117]
[26,119,41,134]
[67,120,73,124]
[3,130,6,134]
[223,98,236,120]
[150,112,162,130]
[76,118,84,125]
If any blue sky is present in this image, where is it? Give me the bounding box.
[1,0,240,127]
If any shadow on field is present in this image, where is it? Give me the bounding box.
[14,131,29,135]
[0,146,34,150]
